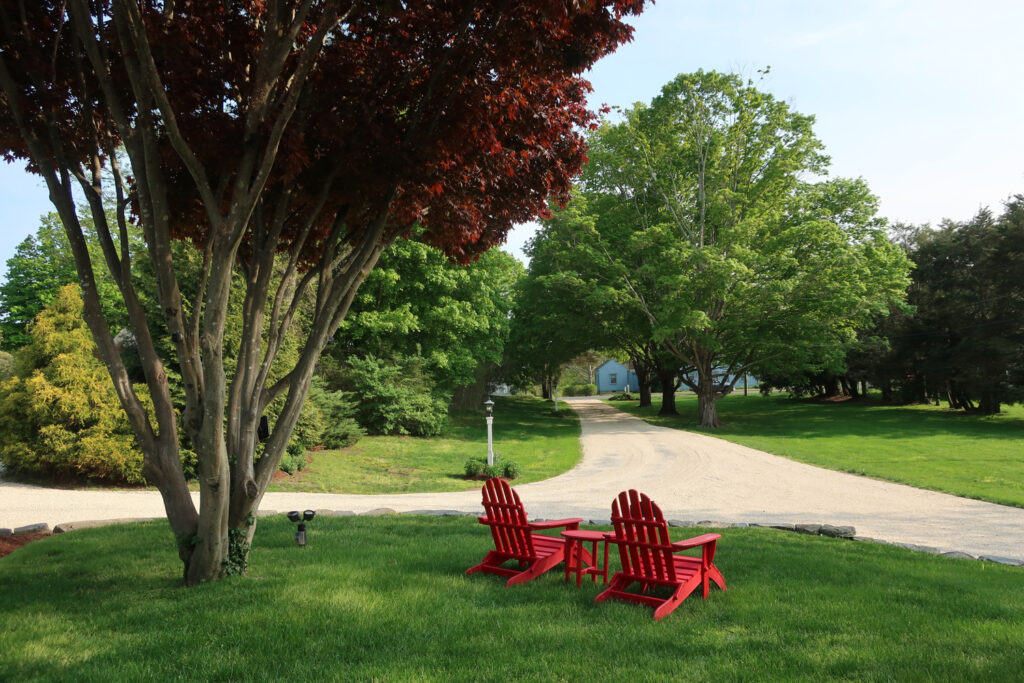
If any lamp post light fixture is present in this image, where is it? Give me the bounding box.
[484,398,495,467]
[286,509,316,546]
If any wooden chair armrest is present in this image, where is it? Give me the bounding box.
[529,518,584,530]
[477,516,490,525]
[671,533,721,551]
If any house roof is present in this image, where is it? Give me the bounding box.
[595,359,627,372]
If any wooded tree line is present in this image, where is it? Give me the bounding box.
[757,199,1024,415]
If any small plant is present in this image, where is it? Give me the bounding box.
[464,458,484,477]
[482,463,501,479]
[279,445,308,475]
[608,392,635,401]
[501,460,521,480]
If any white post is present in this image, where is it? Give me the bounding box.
[486,414,494,466]
[483,397,495,466]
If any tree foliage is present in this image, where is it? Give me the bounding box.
[544,71,911,426]
[869,199,1024,413]
[0,1,646,583]
[0,216,78,350]
[325,238,523,393]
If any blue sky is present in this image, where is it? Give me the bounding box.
[3,1,1023,272]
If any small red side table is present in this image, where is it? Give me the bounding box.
[561,529,609,587]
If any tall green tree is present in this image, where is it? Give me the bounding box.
[0,216,77,350]
[565,71,911,427]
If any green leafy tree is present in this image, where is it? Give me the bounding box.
[319,238,522,432]
[327,238,523,394]
[564,71,911,427]
[0,216,77,350]
[0,285,148,482]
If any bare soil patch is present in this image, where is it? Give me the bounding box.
[0,532,50,559]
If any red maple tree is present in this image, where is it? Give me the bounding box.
[0,0,647,584]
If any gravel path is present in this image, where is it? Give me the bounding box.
[3,398,1023,562]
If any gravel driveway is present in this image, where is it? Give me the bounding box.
[3,398,1023,563]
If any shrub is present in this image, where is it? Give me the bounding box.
[278,451,306,476]
[607,392,635,401]
[288,397,325,453]
[482,463,501,479]
[501,460,521,480]
[0,285,149,484]
[561,383,597,396]
[309,379,364,449]
[344,355,450,437]
[0,350,14,381]
[464,458,484,477]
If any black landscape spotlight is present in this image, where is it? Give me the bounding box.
[286,510,316,546]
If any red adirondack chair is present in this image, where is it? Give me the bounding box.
[595,490,726,621]
[466,477,590,586]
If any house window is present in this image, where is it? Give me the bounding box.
[609,373,617,384]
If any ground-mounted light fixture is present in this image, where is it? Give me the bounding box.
[484,398,495,466]
[286,509,316,546]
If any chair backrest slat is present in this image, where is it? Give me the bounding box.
[610,489,677,583]
[481,478,535,559]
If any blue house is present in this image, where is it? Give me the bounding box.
[594,360,639,394]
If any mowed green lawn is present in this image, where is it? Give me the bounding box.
[269,395,581,494]
[2,516,1023,681]
[607,394,1024,508]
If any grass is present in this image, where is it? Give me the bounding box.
[1,516,1023,681]
[268,395,581,494]
[606,393,1024,508]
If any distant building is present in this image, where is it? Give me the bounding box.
[488,382,512,396]
[594,359,639,394]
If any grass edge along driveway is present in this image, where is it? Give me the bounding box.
[605,394,1024,508]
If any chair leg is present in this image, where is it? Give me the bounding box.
[653,575,700,621]
[466,551,504,575]
[709,564,727,592]
[506,552,560,586]
[594,574,630,604]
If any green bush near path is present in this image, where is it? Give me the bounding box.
[607,394,1024,508]
[2,516,1023,680]
[269,395,581,494]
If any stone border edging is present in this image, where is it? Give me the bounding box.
[9,511,1022,569]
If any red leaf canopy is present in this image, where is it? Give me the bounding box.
[0,0,647,263]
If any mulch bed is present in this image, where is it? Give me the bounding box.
[0,532,50,559]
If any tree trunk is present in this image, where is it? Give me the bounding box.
[637,366,652,408]
[657,366,678,416]
[695,358,720,428]
[977,391,1001,415]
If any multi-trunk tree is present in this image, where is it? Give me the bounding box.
[0,0,646,584]
[556,71,911,427]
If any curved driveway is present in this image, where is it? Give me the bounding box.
[3,398,1023,562]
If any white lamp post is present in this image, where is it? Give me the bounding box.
[484,398,495,466]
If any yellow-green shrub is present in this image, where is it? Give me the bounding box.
[0,285,146,483]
